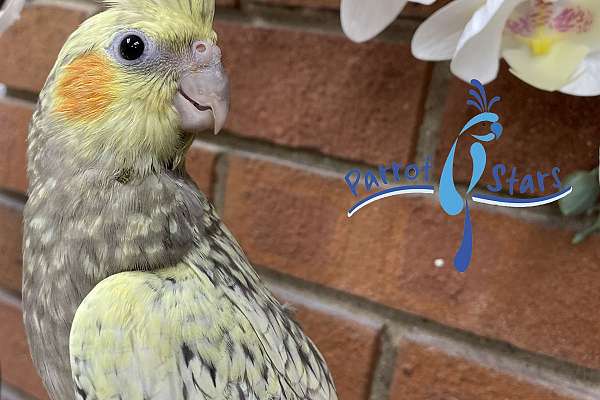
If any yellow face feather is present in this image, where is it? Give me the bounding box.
[43,0,217,173]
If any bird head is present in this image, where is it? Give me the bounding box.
[38,0,228,174]
[460,79,503,143]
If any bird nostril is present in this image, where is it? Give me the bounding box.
[195,43,207,53]
[191,41,222,66]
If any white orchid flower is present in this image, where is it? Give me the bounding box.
[412,0,600,96]
[0,0,25,34]
[341,0,437,43]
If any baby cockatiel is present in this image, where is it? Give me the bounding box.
[22,0,338,399]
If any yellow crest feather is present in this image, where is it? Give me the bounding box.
[103,0,215,27]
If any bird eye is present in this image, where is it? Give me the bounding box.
[111,30,155,65]
[120,35,145,61]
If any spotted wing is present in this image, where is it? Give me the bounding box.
[70,261,337,400]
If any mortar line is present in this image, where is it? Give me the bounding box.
[193,131,367,177]
[406,62,433,164]
[0,190,26,210]
[0,287,21,309]
[258,267,600,399]
[0,382,39,400]
[211,150,230,215]
[217,4,419,43]
[414,61,452,168]
[368,326,397,400]
[32,0,98,14]
[217,4,342,37]
[398,327,600,400]
[0,90,37,106]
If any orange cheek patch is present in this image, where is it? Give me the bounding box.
[55,52,118,122]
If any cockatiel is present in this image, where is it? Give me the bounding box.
[21,1,338,399]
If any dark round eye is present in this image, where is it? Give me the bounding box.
[119,35,145,61]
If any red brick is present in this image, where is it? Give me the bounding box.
[185,142,219,199]
[0,199,23,294]
[436,64,600,194]
[0,4,92,92]
[0,297,48,399]
[216,21,430,165]
[0,98,32,194]
[391,342,574,400]
[223,154,600,369]
[273,288,381,400]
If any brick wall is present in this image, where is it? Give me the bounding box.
[0,1,599,399]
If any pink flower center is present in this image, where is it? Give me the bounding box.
[506,0,593,37]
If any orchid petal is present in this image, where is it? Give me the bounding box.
[341,0,413,43]
[412,0,483,61]
[451,0,527,84]
[560,51,600,96]
[503,41,589,92]
[0,0,25,34]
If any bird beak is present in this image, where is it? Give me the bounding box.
[174,42,229,135]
